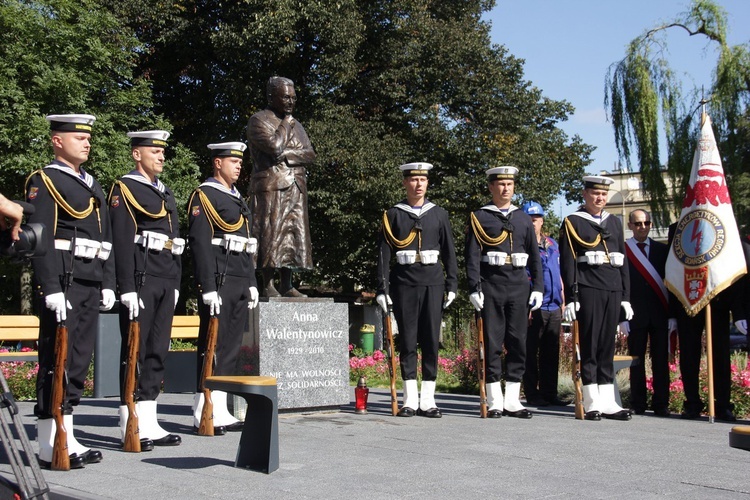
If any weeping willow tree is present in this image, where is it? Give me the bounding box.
[605,0,750,228]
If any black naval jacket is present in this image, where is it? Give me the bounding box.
[188,179,258,294]
[26,161,116,295]
[377,201,458,295]
[108,171,181,294]
[559,209,630,301]
[465,205,543,294]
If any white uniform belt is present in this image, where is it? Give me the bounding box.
[134,234,174,250]
[54,238,110,260]
[481,255,512,264]
[211,236,256,253]
[576,255,611,263]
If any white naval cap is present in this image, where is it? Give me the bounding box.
[208,142,247,158]
[127,130,170,148]
[399,162,433,177]
[486,166,518,181]
[46,114,96,133]
[582,175,614,190]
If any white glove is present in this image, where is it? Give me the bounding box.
[563,301,579,322]
[120,292,144,320]
[618,321,630,336]
[100,289,116,311]
[621,301,634,321]
[469,292,484,311]
[375,294,392,314]
[668,318,678,333]
[735,319,748,335]
[45,292,71,323]
[248,286,259,309]
[529,291,543,311]
[202,291,222,316]
[174,289,180,309]
[443,291,456,309]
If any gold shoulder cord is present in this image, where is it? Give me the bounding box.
[381,210,421,251]
[197,189,248,234]
[37,170,101,234]
[563,217,610,255]
[116,180,173,233]
[469,212,511,251]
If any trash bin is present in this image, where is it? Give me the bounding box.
[359,324,375,354]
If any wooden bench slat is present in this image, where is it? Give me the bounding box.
[0,316,40,353]
[170,327,200,339]
[169,315,200,340]
[171,316,201,327]
[614,355,637,362]
[0,330,39,341]
[0,316,40,328]
[206,375,277,386]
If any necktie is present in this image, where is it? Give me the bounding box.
[636,242,647,256]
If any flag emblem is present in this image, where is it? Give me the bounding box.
[671,209,725,267]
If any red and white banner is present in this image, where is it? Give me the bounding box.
[665,113,746,316]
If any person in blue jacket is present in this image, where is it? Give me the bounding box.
[521,201,566,407]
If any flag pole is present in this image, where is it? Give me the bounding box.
[700,98,715,424]
[705,303,715,424]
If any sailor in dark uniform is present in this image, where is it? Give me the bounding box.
[465,166,543,419]
[559,175,632,421]
[376,162,458,418]
[27,114,114,469]
[109,130,183,447]
[188,142,259,434]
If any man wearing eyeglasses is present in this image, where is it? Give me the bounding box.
[622,209,673,417]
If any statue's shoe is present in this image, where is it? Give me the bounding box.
[282,287,307,298]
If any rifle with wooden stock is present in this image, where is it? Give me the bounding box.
[571,284,585,420]
[50,320,70,471]
[572,318,585,420]
[122,244,150,452]
[476,310,487,418]
[50,237,78,470]
[378,243,399,416]
[122,318,141,452]
[382,306,399,416]
[198,315,218,436]
[198,250,230,436]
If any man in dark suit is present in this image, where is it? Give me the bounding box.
[622,209,672,417]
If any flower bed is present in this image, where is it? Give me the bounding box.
[1,348,94,401]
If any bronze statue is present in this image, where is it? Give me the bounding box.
[247,76,315,297]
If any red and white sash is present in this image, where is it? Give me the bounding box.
[625,239,668,310]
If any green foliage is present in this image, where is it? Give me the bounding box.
[0,0,593,311]
[0,0,200,313]
[605,0,750,227]
[106,0,591,293]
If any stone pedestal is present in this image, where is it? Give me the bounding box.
[244,298,349,411]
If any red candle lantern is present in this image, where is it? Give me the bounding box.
[355,376,369,414]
